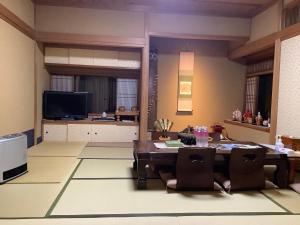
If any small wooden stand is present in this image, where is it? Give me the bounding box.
[115,111,139,122]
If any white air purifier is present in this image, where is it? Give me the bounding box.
[0,133,27,184]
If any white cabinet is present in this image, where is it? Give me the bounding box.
[67,124,91,142]
[45,47,141,69]
[118,51,140,69]
[43,124,67,141]
[69,49,94,65]
[90,125,118,142]
[43,123,139,142]
[94,50,118,67]
[117,126,139,142]
[45,48,69,64]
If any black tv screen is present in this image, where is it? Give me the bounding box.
[43,91,88,120]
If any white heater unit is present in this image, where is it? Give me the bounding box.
[0,133,27,184]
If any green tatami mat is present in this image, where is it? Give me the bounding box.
[0,183,61,218]
[179,215,300,225]
[0,217,178,225]
[9,157,79,184]
[262,189,300,213]
[51,179,285,216]
[86,142,134,148]
[73,159,158,179]
[28,142,86,157]
[2,216,300,225]
[78,147,134,159]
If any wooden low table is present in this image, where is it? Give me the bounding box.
[133,141,289,189]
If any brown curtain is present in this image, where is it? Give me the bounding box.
[77,76,116,113]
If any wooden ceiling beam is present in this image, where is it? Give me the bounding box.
[35,31,146,48]
[229,21,300,60]
[32,0,276,18]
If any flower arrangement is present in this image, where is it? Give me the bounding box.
[243,110,253,124]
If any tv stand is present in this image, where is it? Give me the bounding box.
[42,119,139,142]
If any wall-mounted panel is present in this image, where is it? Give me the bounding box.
[277,35,300,137]
[69,49,94,65]
[0,0,34,28]
[45,47,69,64]
[250,2,280,42]
[94,50,118,67]
[35,5,145,38]
[118,51,141,69]
[45,47,141,69]
[0,19,35,136]
[149,13,250,37]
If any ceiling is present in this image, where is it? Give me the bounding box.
[32,0,278,18]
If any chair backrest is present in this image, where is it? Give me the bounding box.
[176,147,216,190]
[229,147,266,190]
[281,135,300,151]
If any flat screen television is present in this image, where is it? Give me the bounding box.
[43,91,88,120]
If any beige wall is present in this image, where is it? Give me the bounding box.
[35,5,145,37]
[152,38,245,131]
[284,0,294,6]
[224,123,270,143]
[0,19,35,136]
[277,35,300,138]
[35,5,251,39]
[35,44,50,140]
[149,13,250,37]
[0,0,34,28]
[249,2,280,42]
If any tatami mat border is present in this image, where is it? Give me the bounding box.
[259,191,292,213]
[45,159,84,217]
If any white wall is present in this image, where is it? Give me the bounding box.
[35,5,251,38]
[250,2,280,41]
[0,19,35,136]
[277,35,300,138]
[149,13,250,37]
[0,0,34,28]
[35,5,145,37]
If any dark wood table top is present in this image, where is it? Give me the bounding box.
[134,140,287,158]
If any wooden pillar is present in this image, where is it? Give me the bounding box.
[269,39,281,144]
[139,13,150,141]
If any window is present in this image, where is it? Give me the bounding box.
[244,60,273,121]
[116,79,138,111]
[283,3,300,28]
[50,75,138,113]
[51,75,74,92]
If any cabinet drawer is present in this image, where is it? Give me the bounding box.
[117,126,139,142]
[43,124,67,141]
[90,125,117,142]
[45,47,69,64]
[68,124,91,142]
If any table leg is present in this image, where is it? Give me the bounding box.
[137,159,148,189]
[133,159,137,171]
[289,159,298,184]
[274,158,288,188]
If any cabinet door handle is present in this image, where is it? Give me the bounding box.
[46,131,48,134]
[95,132,98,135]
[87,132,90,135]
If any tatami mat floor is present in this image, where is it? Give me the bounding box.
[1,141,300,225]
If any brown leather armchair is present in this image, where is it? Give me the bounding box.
[159,147,222,191]
[214,148,267,193]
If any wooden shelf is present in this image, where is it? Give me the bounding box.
[115,111,139,122]
[115,111,139,116]
[224,119,270,133]
[45,63,140,78]
[246,70,273,77]
[229,22,300,61]
[42,119,138,126]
